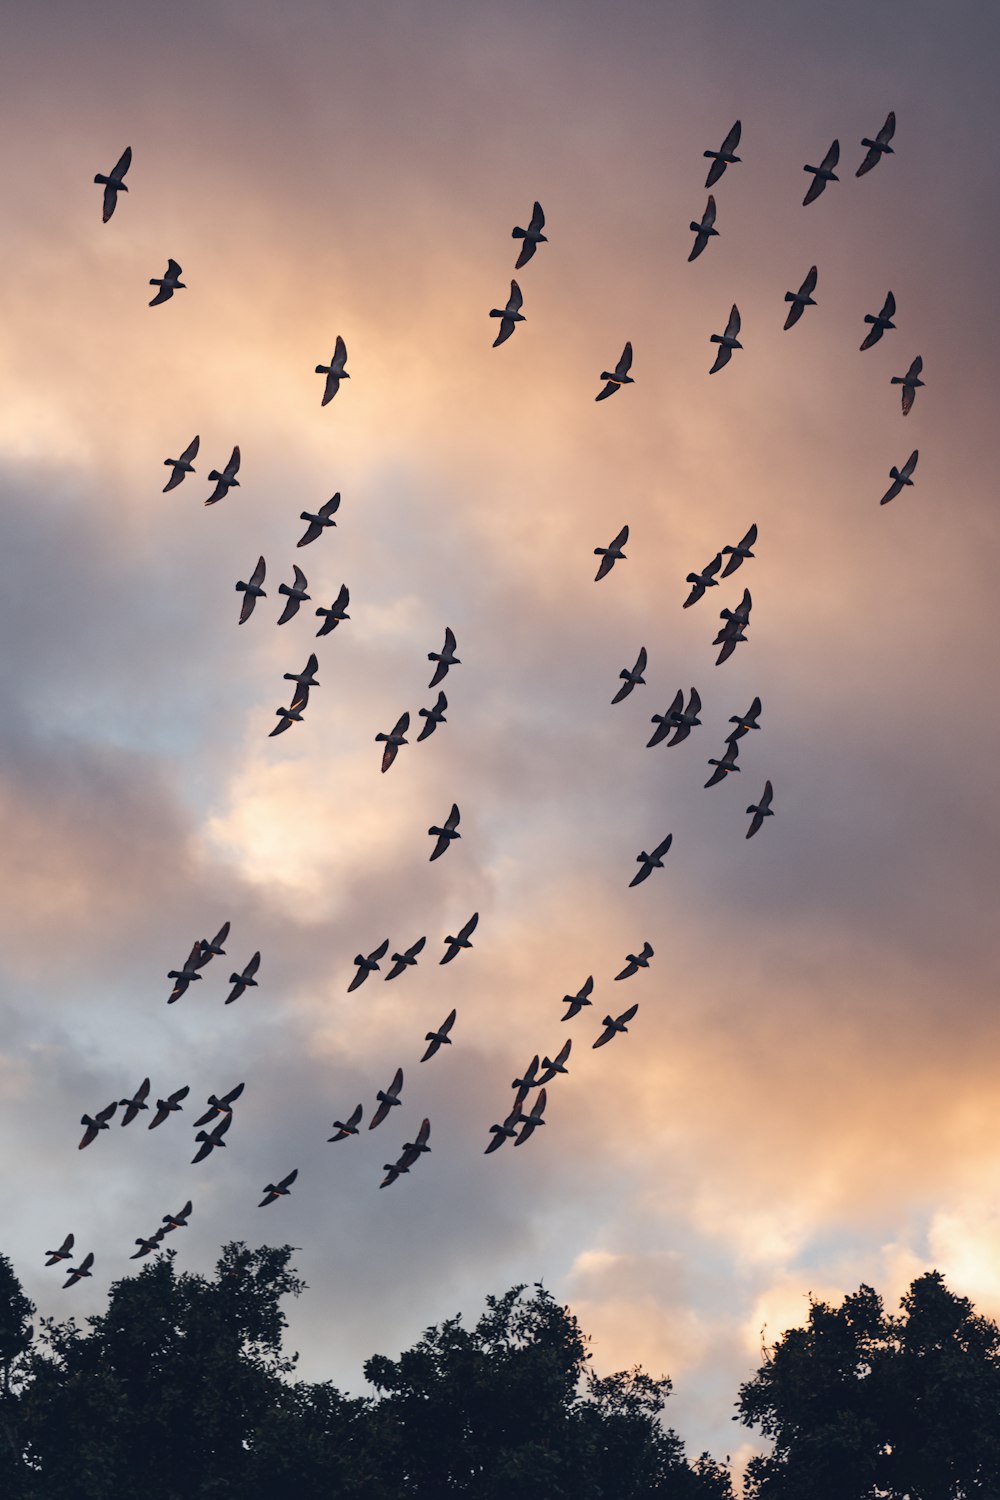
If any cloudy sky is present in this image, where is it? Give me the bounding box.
[2,0,999,1481]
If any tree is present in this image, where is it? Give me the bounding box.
[0,1254,34,1499]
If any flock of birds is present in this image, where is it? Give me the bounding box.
[46,112,915,1292]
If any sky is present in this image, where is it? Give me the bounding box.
[2,0,999,1484]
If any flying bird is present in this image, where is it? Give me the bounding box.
[45,1233,75,1267]
[384,935,427,981]
[709,306,742,373]
[369,1068,404,1130]
[95,146,132,221]
[376,712,409,773]
[192,1084,245,1128]
[515,1088,548,1146]
[428,627,460,688]
[612,647,647,704]
[630,833,673,888]
[428,803,461,862]
[119,1078,151,1127]
[297,493,340,547]
[688,195,719,261]
[328,1104,363,1141]
[705,739,741,787]
[161,1201,193,1232]
[721,524,757,577]
[490,280,525,346]
[149,259,185,307]
[162,435,199,493]
[236,556,267,623]
[148,1086,189,1129]
[379,1159,409,1188]
[880,449,919,505]
[595,343,634,401]
[704,120,741,187]
[512,1055,541,1093]
[537,1040,571,1086]
[783,267,818,330]
[648,690,684,748]
[401,1117,432,1162]
[62,1251,95,1289]
[746,781,775,839]
[130,1230,166,1259]
[615,943,654,980]
[191,1113,231,1164]
[421,1009,457,1062]
[284,654,320,708]
[226,952,260,1004]
[316,583,350,636]
[316,336,349,405]
[856,111,896,177]
[665,688,702,746]
[441,911,478,964]
[891,356,924,415]
[561,976,594,1020]
[803,140,840,205]
[860,291,896,350]
[594,524,629,581]
[270,705,305,738]
[728,696,762,738]
[277,565,310,624]
[167,940,209,1003]
[715,591,752,664]
[204,446,240,506]
[259,1169,298,1207]
[79,1101,118,1149]
[199,922,230,962]
[349,939,390,992]
[593,1004,639,1048]
[512,201,547,268]
[485,1091,530,1154]
[684,554,723,605]
[417,691,448,741]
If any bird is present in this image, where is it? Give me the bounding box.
[803,140,840,205]
[316,336,349,405]
[198,922,230,963]
[376,712,409,773]
[665,688,702,747]
[611,647,647,705]
[149,259,185,307]
[709,306,742,373]
[593,1004,639,1048]
[191,1114,231,1164]
[441,911,478,964]
[316,584,350,637]
[270,705,305,738]
[880,449,919,505]
[167,940,209,1003]
[236,557,267,623]
[783,267,818,331]
[615,943,654,980]
[648,690,685,748]
[259,1169,298,1207]
[119,1078,151,1127]
[684,555,723,606]
[728,697,762,738]
[204,447,241,506]
[516,1088,548,1145]
[704,121,741,187]
[561,977,594,1021]
[688,195,719,261]
[369,1068,404,1130]
[594,524,629,581]
[148,1086,189,1129]
[328,1104,363,1141]
[715,592,752,665]
[485,1091,530,1154]
[421,1010,457,1061]
[277,566,310,624]
[721,524,757,577]
[297,493,340,547]
[705,740,741,787]
[490,280,525,346]
[161,1201,193,1233]
[62,1251,95,1289]
[348,939,390,992]
[401,1118,432,1161]
[891,356,924,416]
[860,291,896,351]
[417,691,448,741]
[630,833,673,888]
[379,1159,409,1188]
[384,936,427,981]
[512,1055,541,1093]
[162,435,200,493]
[512,201,547,267]
[428,803,461,862]
[79,1101,118,1148]
[428,628,460,688]
[537,1039,571,1086]
[746,781,775,838]
[595,343,634,401]
[284,654,320,709]
[44,1233,75,1267]
[130,1230,166,1259]
[95,147,132,221]
[226,952,260,1004]
[192,1084,245,1128]
[856,111,896,177]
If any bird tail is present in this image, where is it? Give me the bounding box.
[783,292,795,302]
[489,309,502,318]
[512,227,526,238]
[890,377,903,385]
[207,470,221,482]
[94,174,110,185]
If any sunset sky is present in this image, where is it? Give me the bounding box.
[2,0,999,1482]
